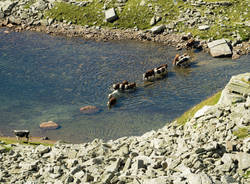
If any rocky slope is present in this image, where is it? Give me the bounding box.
[0,73,249,183]
[0,0,249,58]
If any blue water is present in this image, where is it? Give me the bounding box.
[0,28,249,143]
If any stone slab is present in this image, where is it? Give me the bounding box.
[208,39,232,57]
[105,8,118,22]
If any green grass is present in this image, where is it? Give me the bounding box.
[233,127,250,139]
[45,1,104,26]
[0,138,54,147]
[176,91,222,126]
[45,0,249,41]
[45,0,181,29]
[24,0,36,9]
[243,170,250,179]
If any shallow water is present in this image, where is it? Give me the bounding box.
[0,29,249,143]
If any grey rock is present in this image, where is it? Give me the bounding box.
[0,0,17,15]
[207,39,232,57]
[221,153,234,171]
[198,25,210,30]
[105,8,118,22]
[32,0,48,11]
[74,170,85,179]
[106,158,121,173]
[150,25,165,34]
[143,176,169,184]
[218,73,250,106]
[35,145,51,155]
[101,172,114,184]
[235,152,250,171]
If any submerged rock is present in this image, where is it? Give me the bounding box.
[80,105,100,114]
[40,121,60,130]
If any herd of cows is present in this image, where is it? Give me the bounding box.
[107,53,191,108]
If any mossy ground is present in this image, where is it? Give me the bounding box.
[176,91,222,126]
[233,127,250,139]
[45,0,249,41]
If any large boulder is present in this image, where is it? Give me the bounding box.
[105,8,118,22]
[150,25,165,34]
[207,39,232,57]
[0,0,17,16]
[40,121,60,130]
[218,73,250,105]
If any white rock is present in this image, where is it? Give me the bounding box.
[198,25,210,30]
[194,105,212,119]
[207,39,232,57]
[105,8,118,22]
[150,25,165,34]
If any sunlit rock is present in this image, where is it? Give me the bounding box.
[80,105,100,114]
[40,121,60,130]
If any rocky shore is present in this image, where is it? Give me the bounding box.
[0,73,249,183]
[0,0,249,59]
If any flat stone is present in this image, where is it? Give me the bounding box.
[207,39,232,57]
[39,121,60,130]
[236,152,250,171]
[198,25,210,30]
[150,25,165,34]
[194,105,212,119]
[35,145,51,155]
[105,8,118,22]
[143,176,169,184]
[80,105,100,114]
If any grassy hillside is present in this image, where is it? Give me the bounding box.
[45,0,249,41]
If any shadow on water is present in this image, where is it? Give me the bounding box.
[0,28,250,143]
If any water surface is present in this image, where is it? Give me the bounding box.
[0,29,249,143]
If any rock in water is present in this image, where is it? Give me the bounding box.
[80,105,100,114]
[40,121,60,130]
[207,39,232,57]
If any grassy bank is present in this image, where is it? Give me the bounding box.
[176,91,222,126]
[0,137,55,148]
[45,0,249,41]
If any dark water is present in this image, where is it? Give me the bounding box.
[0,29,249,143]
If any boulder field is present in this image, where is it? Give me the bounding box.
[0,73,249,183]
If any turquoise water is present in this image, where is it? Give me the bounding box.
[0,28,249,143]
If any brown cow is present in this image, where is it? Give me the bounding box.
[143,69,155,80]
[107,96,117,108]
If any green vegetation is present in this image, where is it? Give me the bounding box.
[0,137,54,147]
[45,0,249,41]
[24,0,36,9]
[176,91,222,126]
[243,170,250,179]
[233,127,250,139]
[46,0,181,29]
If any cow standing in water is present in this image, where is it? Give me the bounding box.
[143,64,168,81]
[172,53,190,67]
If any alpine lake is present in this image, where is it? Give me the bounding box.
[0,28,249,143]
